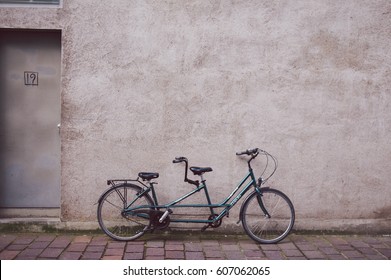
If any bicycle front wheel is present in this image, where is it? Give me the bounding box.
[97,183,154,241]
[241,189,295,244]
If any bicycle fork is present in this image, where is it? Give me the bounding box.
[255,187,271,218]
[238,187,271,224]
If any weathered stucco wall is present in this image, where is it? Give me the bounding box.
[1,0,390,232]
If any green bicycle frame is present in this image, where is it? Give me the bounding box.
[124,167,259,225]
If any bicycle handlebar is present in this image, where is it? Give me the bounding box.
[173,157,187,163]
[172,156,199,186]
[236,148,259,156]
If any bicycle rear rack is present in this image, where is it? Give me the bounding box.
[107,178,141,186]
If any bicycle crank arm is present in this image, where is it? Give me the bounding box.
[159,209,173,223]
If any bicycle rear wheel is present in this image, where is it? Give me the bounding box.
[97,183,154,241]
[241,188,295,244]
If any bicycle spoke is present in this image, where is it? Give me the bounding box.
[242,189,294,243]
[97,184,154,241]
[103,198,123,211]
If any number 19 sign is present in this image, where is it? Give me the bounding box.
[24,71,39,86]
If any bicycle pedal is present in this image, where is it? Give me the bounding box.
[201,225,210,232]
[159,209,173,223]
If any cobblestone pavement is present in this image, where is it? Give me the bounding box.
[0,232,390,260]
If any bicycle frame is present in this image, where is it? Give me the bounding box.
[119,167,259,225]
[99,148,295,244]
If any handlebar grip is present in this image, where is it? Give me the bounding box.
[236,148,259,156]
[173,156,187,163]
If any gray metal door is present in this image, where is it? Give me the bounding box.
[0,29,61,208]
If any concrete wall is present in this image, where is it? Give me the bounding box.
[1,0,390,232]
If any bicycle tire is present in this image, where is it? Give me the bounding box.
[241,188,295,244]
[97,183,154,241]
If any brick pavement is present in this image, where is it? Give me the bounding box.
[0,232,390,260]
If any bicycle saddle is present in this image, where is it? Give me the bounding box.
[190,166,213,175]
[138,172,159,180]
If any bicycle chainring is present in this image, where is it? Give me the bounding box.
[150,210,171,230]
[208,214,222,228]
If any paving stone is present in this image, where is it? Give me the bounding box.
[219,239,238,244]
[102,255,122,260]
[221,244,241,251]
[304,237,331,247]
[243,250,265,258]
[146,241,164,248]
[6,244,29,251]
[312,240,332,248]
[185,251,205,260]
[39,247,64,259]
[73,236,92,243]
[204,249,224,258]
[264,250,286,260]
[301,250,325,259]
[225,250,246,259]
[49,237,72,248]
[146,247,164,256]
[203,243,220,249]
[59,251,82,260]
[319,246,340,255]
[165,244,184,251]
[238,242,259,250]
[67,243,88,252]
[326,236,350,244]
[288,235,307,243]
[201,240,219,246]
[341,250,366,259]
[377,248,391,258]
[0,250,20,260]
[105,248,124,256]
[283,249,304,257]
[184,242,203,251]
[35,235,56,242]
[123,252,143,260]
[17,248,44,259]
[362,237,382,244]
[86,245,106,252]
[0,235,16,242]
[89,237,109,246]
[371,243,388,249]
[349,240,370,248]
[295,242,317,251]
[145,255,165,260]
[107,242,126,249]
[0,236,16,250]
[357,247,379,255]
[13,236,36,245]
[260,244,280,251]
[327,254,347,260]
[15,256,36,260]
[126,244,145,253]
[82,252,104,260]
[366,254,387,260]
[165,240,184,245]
[165,250,185,259]
[287,256,307,260]
[28,241,51,249]
[278,242,298,250]
[333,244,354,251]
